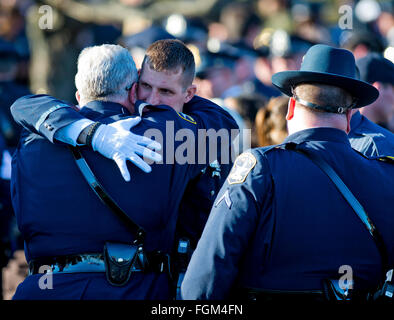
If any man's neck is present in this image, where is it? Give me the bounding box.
[80,98,134,114]
[288,108,348,135]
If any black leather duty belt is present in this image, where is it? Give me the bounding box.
[28,252,170,275]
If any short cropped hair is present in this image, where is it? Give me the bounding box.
[294,83,354,112]
[142,39,195,89]
[75,44,138,102]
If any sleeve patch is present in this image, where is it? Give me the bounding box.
[214,189,232,208]
[177,112,197,124]
[227,152,257,185]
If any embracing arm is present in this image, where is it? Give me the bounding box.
[10,94,90,144]
[10,94,162,181]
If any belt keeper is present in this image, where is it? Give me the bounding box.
[86,122,102,148]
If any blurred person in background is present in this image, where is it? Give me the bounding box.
[356,53,394,129]
[217,1,262,47]
[270,32,315,74]
[195,50,239,101]
[0,39,30,151]
[253,50,282,99]
[290,0,332,45]
[0,128,14,300]
[225,93,267,149]
[341,31,385,60]
[0,0,33,301]
[2,250,28,300]
[26,1,122,103]
[195,50,250,152]
[255,96,288,147]
[0,39,30,300]
[120,25,175,69]
[348,52,394,156]
[375,4,393,49]
[0,0,31,87]
[164,15,209,60]
[256,0,293,33]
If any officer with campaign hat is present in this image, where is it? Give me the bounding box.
[181,44,394,301]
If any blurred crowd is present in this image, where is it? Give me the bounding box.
[1,0,393,299]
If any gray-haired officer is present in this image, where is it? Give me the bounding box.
[181,44,394,301]
[349,53,394,157]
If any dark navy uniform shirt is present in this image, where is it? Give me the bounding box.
[181,127,394,300]
[349,111,394,157]
[10,94,237,300]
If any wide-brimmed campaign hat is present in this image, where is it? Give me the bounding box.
[271,44,379,107]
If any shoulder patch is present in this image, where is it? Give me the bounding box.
[227,152,257,185]
[177,112,197,124]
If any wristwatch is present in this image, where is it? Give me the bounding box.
[77,122,102,146]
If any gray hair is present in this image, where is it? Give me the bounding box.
[75,44,138,102]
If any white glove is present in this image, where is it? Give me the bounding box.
[91,117,162,181]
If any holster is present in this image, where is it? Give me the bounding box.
[103,242,145,286]
[371,282,394,301]
[174,238,192,300]
[370,269,394,302]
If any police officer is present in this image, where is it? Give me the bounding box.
[349,53,394,156]
[181,45,394,300]
[10,43,237,299]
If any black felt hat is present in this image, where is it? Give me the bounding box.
[271,44,379,107]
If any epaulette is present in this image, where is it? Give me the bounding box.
[254,143,288,155]
[227,144,287,185]
[375,155,394,164]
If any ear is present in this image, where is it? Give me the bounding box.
[128,82,138,105]
[184,84,197,103]
[75,91,81,104]
[286,97,295,120]
[372,81,381,90]
[345,109,352,134]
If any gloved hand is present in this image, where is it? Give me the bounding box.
[91,117,162,181]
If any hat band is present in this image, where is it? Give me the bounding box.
[293,96,352,114]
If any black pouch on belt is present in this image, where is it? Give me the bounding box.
[103,242,140,286]
[69,147,148,287]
